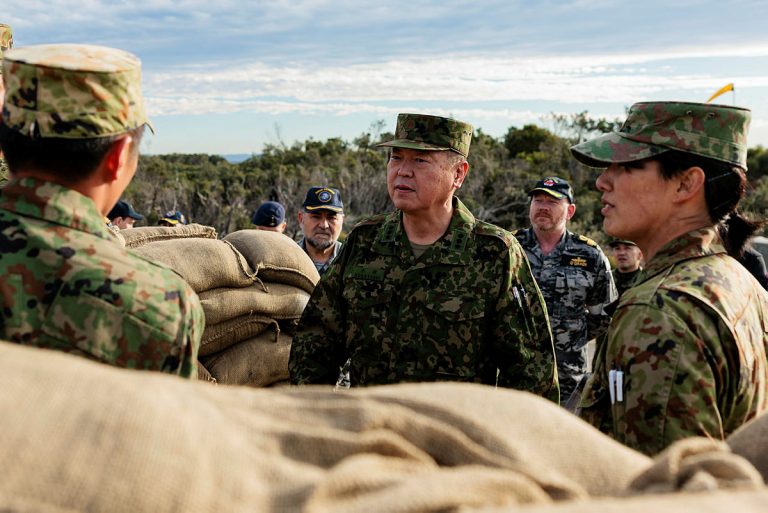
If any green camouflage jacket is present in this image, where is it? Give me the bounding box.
[289,198,559,401]
[612,267,642,297]
[579,227,768,455]
[0,177,204,377]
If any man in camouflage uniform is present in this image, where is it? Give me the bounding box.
[0,23,12,187]
[608,239,643,296]
[573,101,768,455]
[0,44,204,378]
[289,113,558,401]
[514,177,616,405]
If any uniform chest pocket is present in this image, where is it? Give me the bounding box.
[423,290,487,322]
[342,278,393,309]
[564,268,592,304]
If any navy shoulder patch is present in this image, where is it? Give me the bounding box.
[577,234,598,247]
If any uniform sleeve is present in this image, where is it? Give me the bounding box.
[494,243,559,403]
[175,285,205,379]
[289,239,349,385]
[602,300,725,455]
[586,249,617,341]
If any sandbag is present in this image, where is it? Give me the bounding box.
[728,411,768,481]
[0,341,658,513]
[132,238,258,292]
[198,283,310,325]
[121,224,217,248]
[223,229,320,293]
[201,329,291,387]
[200,315,278,356]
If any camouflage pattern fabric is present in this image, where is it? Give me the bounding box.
[0,158,8,187]
[579,227,768,456]
[2,44,151,138]
[0,177,204,377]
[570,101,751,169]
[514,228,617,404]
[298,238,343,276]
[289,198,559,402]
[612,267,642,297]
[376,113,473,157]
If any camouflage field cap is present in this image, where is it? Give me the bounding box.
[376,113,473,157]
[0,24,12,71]
[571,102,751,170]
[2,44,152,139]
[608,238,638,248]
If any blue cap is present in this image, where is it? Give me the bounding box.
[252,201,286,227]
[302,187,344,213]
[108,199,144,221]
[527,176,574,203]
[160,210,187,225]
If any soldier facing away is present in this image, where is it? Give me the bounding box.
[289,113,558,401]
[573,101,768,455]
[0,44,204,377]
[513,176,617,405]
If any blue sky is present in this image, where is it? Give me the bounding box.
[5,0,768,155]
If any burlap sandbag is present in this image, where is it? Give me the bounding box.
[201,329,291,387]
[728,411,768,481]
[197,360,217,384]
[198,282,310,325]
[200,315,278,356]
[0,341,664,513]
[132,238,258,292]
[121,223,217,248]
[223,230,320,293]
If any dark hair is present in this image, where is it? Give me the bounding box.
[0,124,145,185]
[654,150,763,257]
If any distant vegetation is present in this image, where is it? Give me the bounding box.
[126,113,768,245]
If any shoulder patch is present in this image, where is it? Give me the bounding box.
[577,234,598,247]
[475,220,514,247]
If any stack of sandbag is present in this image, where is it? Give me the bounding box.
[3,341,767,513]
[131,228,319,387]
[203,229,320,387]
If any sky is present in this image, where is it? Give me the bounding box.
[5,0,768,156]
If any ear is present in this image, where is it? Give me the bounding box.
[100,135,132,183]
[453,160,470,189]
[675,166,706,202]
[297,211,304,224]
[566,202,576,220]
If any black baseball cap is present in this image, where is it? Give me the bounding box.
[527,177,574,203]
[252,201,286,227]
[108,199,144,221]
[302,187,344,213]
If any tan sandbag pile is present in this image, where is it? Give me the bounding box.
[192,229,319,386]
[121,223,217,248]
[3,341,766,513]
[728,410,768,480]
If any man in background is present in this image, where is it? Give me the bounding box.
[514,176,616,405]
[252,200,287,233]
[108,199,144,230]
[159,210,187,227]
[297,187,344,275]
[608,239,643,296]
[0,23,12,187]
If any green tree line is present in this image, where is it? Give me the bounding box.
[124,113,768,245]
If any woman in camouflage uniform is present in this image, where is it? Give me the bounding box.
[572,101,768,455]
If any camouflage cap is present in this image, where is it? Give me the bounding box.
[0,24,12,71]
[2,44,152,139]
[376,113,473,157]
[570,101,751,170]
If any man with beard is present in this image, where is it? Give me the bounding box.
[289,113,557,400]
[514,176,616,406]
[297,187,344,275]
